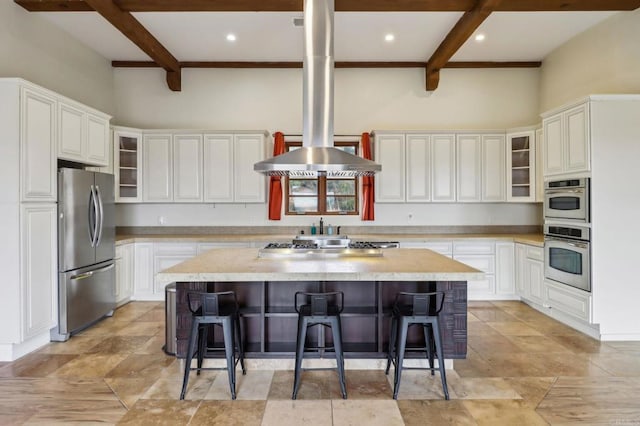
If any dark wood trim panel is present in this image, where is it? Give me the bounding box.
[111,60,541,69]
[16,0,640,12]
[425,0,503,91]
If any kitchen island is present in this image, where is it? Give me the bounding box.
[157,247,483,360]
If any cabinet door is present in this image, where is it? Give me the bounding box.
[115,245,124,303]
[173,134,203,202]
[527,259,545,305]
[134,243,154,299]
[543,114,563,176]
[514,244,526,296]
[233,134,266,203]
[58,101,85,162]
[482,134,506,202]
[114,128,143,202]
[565,103,590,173]
[203,134,234,202]
[406,134,430,202]
[431,134,456,202]
[21,204,57,339]
[456,135,481,202]
[506,131,535,202]
[143,134,173,202]
[21,87,57,202]
[535,128,543,202]
[374,133,406,202]
[86,113,110,166]
[495,242,515,295]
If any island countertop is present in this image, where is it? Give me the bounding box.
[157,247,484,284]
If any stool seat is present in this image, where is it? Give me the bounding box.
[180,290,246,400]
[292,291,347,400]
[385,291,449,400]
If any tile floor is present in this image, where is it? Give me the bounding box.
[1,301,640,425]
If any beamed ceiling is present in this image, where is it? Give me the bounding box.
[15,0,640,91]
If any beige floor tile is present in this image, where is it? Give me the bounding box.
[135,333,167,355]
[117,399,200,425]
[49,354,128,378]
[267,370,343,400]
[332,399,404,426]
[504,335,573,353]
[345,369,392,399]
[481,352,610,377]
[203,368,255,400]
[397,400,478,426]
[37,335,105,355]
[452,347,498,378]
[462,400,549,426]
[85,335,154,354]
[0,354,77,378]
[503,377,557,408]
[548,332,618,354]
[110,302,162,322]
[105,377,159,409]
[467,307,517,322]
[467,333,523,354]
[261,400,332,426]
[448,374,522,400]
[0,377,119,401]
[105,353,176,379]
[385,369,454,400]
[191,400,265,426]
[74,317,127,337]
[485,321,543,336]
[114,321,164,336]
[605,341,640,352]
[581,351,640,376]
[21,399,126,424]
[142,372,216,400]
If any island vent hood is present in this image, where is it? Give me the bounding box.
[254,0,381,178]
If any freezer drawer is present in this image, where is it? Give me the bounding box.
[51,260,116,341]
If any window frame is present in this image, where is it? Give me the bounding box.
[284,140,360,216]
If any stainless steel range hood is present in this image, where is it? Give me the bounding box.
[254,0,380,178]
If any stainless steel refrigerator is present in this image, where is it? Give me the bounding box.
[51,168,116,342]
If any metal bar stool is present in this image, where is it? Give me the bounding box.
[180,290,246,400]
[385,291,449,400]
[292,291,347,400]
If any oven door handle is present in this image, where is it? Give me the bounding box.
[545,188,584,195]
[566,241,589,249]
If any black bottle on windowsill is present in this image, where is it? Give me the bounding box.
[319,217,324,235]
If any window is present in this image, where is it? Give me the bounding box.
[285,141,359,215]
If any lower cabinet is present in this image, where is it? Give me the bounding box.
[153,243,198,295]
[544,279,592,323]
[515,243,545,305]
[115,243,134,306]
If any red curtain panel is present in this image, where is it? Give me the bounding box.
[268,132,286,220]
[361,132,375,221]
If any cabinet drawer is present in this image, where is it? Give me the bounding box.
[526,246,544,262]
[154,243,197,256]
[544,280,591,322]
[453,255,495,274]
[467,276,496,297]
[453,241,495,255]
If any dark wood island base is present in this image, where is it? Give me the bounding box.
[175,280,467,360]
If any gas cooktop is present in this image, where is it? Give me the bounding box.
[257,239,399,259]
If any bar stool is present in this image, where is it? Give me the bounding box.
[292,291,347,400]
[385,291,449,400]
[180,290,246,400]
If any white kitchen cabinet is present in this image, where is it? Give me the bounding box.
[234,133,266,203]
[374,133,406,203]
[535,127,543,202]
[453,241,495,300]
[515,243,545,306]
[153,243,198,295]
[495,242,515,296]
[142,133,173,202]
[406,134,430,202]
[514,244,526,295]
[482,134,506,202]
[133,243,155,300]
[542,101,590,177]
[544,279,591,323]
[203,134,234,202]
[431,134,456,202]
[197,242,252,254]
[115,243,134,307]
[456,135,482,202]
[57,99,110,167]
[400,241,453,257]
[173,134,203,202]
[20,204,57,340]
[506,130,536,202]
[113,127,143,202]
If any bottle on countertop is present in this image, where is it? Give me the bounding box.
[311,223,317,235]
[319,217,324,235]
[327,224,333,235]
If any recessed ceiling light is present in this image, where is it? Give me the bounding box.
[385,34,395,42]
[226,34,237,42]
[475,34,486,42]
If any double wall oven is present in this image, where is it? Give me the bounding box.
[543,178,591,292]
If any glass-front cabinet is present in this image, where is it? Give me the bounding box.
[506,130,536,202]
[113,126,143,202]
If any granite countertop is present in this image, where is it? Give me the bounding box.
[116,232,544,247]
[156,247,485,284]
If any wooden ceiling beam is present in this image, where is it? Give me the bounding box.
[111,60,541,69]
[425,0,502,91]
[83,0,181,91]
[15,0,640,12]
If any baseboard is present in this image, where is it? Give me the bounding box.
[599,333,640,341]
[0,331,51,362]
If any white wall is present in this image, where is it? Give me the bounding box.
[113,66,542,227]
[0,2,115,114]
[540,9,640,113]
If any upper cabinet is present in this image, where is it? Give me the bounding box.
[142,133,173,202]
[203,134,234,202]
[542,101,590,177]
[113,127,143,203]
[57,98,111,167]
[456,133,505,203]
[233,133,266,203]
[375,132,456,203]
[173,134,204,203]
[506,130,536,202]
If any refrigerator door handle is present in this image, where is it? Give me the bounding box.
[70,262,115,281]
[95,185,104,247]
[88,185,96,247]
[90,185,100,247]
